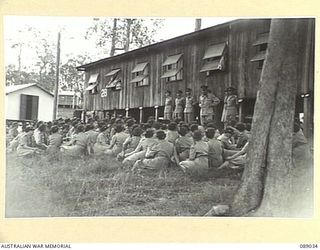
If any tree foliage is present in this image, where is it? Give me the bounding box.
[85,18,164,56]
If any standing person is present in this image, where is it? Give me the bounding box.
[184,88,195,124]
[221,87,238,128]
[173,90,185,120]
[164,90,173,121]
[199,85,220,125]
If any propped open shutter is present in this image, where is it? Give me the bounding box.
[31,96,39,120]
[19,94,27,120]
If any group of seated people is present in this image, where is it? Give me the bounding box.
[6,115,309,179]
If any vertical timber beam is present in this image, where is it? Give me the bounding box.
[139,107,143,123]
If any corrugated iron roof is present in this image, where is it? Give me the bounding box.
[5,83,54,96]
[203,42,226,59]
[162,54,183,66]
[132,62,148,73]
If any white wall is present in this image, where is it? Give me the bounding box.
[6,86,54,121]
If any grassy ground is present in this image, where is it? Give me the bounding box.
[5,153,242,217]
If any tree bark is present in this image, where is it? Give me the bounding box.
[110,18,118,56]
[230,19,301,216]
[124,19,132,52]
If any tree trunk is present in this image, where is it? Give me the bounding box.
[195,19,202,31]
[230,19,301,216]
[110,18,117,56]
[124,19,132,52]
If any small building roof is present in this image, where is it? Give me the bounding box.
[6,83,54,96]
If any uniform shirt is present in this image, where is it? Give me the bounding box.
[147,140,174,159]
[207,138,223,167]
[164,96,173,113]
[175,135,193,153]
[189,140,209,160]
[184,96,195,113]
[48,133,62,147]
[166,130,179,144]
[174,97,185,113]
[199,93,220,115]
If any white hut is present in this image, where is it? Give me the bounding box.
[5,83,54,121]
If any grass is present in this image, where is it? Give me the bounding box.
[5,152,242,217]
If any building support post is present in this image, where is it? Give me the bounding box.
[238,99,244,122]
[125,108,129,118]
[113,109,116,118]
[154,106,159,121]
[139,107,143,123]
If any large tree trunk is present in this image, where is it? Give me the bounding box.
[230,19,301,216]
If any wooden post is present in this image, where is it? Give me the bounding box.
[125,108,129,118]
[52,31,61,120]
[154,106,159,121]
[238,100,244,122]
[113,109,116,118]
[139,107,143,123]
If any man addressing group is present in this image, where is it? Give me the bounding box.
[199,85,220,125]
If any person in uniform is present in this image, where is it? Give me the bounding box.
[199,85,220,125]
[164,90,173,121]
[184,88,195,124]
[179,130,209,178]
[173,90,185,120]
[221,87,238,128]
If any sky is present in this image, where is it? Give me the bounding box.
[4,16,235,70]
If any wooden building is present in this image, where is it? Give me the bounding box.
[77,18,314,137]
[5,83,54,122]
[57,90,82,118]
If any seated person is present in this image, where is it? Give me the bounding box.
[132,130,178,178]
[235,122,250,149]
[206,128,223,168]
[118,127,143,159]
[175,126,193,161]
[46,125,63,156]
[218,127,237,150]
[166,122,179,144]
[93,126,110,156]
[122,129,157,168]
[17,126,41,157]
[219,141,249,169]
[179,130,209,178]
[105,125,129,157]
[61,125,88,157]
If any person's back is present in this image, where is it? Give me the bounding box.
[207,138,223,168]
[151,140,174,159]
